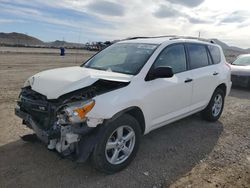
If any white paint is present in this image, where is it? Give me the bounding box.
[25,38,232,134]
[28,66,132,99]
[86,38,232,132]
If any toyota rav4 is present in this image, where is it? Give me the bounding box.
[15,36,232,173]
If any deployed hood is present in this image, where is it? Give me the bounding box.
[230,64,250,76]
[27,66,132,99]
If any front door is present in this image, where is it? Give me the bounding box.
[142,44,193,129]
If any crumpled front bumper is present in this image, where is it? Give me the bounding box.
[15,106,59,144]
[15,106,102,162]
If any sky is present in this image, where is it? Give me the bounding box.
[0,0,250,48]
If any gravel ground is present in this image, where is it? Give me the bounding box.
[0,48,249,188]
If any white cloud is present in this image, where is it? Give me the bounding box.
[0,18,26,24]
[1,0,250,48]
[87,1,125,16]
[167,0,205,7]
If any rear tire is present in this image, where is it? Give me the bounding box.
[201,88,225,122]
[91,114,141,174]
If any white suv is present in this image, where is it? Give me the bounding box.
[15,36,231,173]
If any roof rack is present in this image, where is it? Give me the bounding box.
[126,35,215,44]
[169,36,215,44]
[126,35,177,40]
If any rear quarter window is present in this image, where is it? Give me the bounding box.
[208,45,221,64]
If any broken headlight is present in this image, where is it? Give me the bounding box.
[23,79,31,87]
[58,99,95,124]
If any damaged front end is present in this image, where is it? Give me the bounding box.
[15,79,129,161]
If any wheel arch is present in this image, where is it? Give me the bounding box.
[216,83,227,95]
[107,106,146,135]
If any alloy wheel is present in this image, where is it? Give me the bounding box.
[105,125,136,165]
[212,94,223,117]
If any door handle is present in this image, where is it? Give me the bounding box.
[184,78,193,83]
[213,72,219,76]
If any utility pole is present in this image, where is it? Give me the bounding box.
[198,31,201,38]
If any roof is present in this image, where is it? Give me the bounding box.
[119,37,173,44]
[118,36,216,45]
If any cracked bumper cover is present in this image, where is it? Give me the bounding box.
[15,106,103,162]
[15,107,58,144]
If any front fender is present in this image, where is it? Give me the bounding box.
[86,87,144,126]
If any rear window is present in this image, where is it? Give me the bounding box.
[187,44,209,69]
[208,45,221,64]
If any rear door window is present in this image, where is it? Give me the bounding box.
[208,45,221,64]
[187,44,209,69]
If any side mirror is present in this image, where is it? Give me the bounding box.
[146,66,174,81]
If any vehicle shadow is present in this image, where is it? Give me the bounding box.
[229,87,250,100]
[0,115,223,188]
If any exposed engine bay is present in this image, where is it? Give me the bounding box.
[15,79,129,160]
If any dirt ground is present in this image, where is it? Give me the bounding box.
[0,47,249,188]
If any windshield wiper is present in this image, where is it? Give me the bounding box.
[85,66,107,71]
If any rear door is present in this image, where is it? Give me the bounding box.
[186,43,219,109]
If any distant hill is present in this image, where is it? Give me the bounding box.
[209,38,250,63]
[46,40,85,48]
[0,32,44,46]
[0,32,85,48]
[0,32,249,54]
[211,38,248,52]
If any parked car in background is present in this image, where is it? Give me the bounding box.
[230,54,250,88]
[15,36,231,173]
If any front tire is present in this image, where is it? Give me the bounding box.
[91,114,141,174]
[202,88,225,122]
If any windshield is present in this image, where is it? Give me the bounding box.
[83,43,158,75]
[232,56,250,66]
